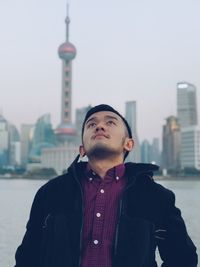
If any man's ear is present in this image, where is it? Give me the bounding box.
[79,145,86,157]
[124,138,134,152]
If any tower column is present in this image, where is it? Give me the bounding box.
[61,60,72,123]
[58,4,76,125]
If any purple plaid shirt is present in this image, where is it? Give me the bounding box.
[81,163,126,267]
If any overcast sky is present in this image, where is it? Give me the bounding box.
[0,0,200,144]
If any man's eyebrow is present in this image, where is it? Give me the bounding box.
[105,115,118,121]
[85,116,97,125]
[85,115,119,125]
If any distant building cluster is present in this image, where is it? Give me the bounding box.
[0,7,199,177]
[0,115,20,168]
[162,82,200,173]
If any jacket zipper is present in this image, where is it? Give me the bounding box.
[72,162,84,267]
[78,185,84,267]
[113,175,138,256]
[114,198,123,255]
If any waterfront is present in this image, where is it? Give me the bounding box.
[0,178,199,267]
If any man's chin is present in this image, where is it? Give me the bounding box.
[86,145,118,159]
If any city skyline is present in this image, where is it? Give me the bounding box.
[1,0,200,142]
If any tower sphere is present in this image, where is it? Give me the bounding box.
[58,42,76,61]
[55,122,77,143]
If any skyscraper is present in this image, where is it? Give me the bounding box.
[0,115,9,166]
[141,140,151,163]
[180,126,200,170]
[20,124,34,167]
[162,116,181,170]
[29,114,56,163]
[177,82,200,170]
[0,115,21,167]
[125,101,140,162]
[32,114,55,147]
[75,105,92,143]
[8,123,20,166]
[177,82,198,127]
[151,138,161,165]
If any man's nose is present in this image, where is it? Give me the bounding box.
[95,123,105,132]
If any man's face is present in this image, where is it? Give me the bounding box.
[81,111,133,159]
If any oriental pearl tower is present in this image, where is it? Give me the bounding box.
[56,4,77,143]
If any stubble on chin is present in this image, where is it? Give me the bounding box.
[86,144,120,160]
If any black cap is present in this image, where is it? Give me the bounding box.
[81,104,132,159]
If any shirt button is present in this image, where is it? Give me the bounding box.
[96,213,101,217]
[100,189,104,193]
[89,177,93,181]
[93,240,99,245]
[116,176,119,180]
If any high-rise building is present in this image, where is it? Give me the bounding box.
[10,142,21,166]
[75,105,92,143]
[8,123,20,166]
[177,82,198,127]
[0,115,9,166]
[177,82,200,170]
[151,138,161,165]
[141,140,151,163]
[141,138,161,165]
[32,114,55,147]
[125,101,140,162]
[20,124,34,167]
[162,116,181,170]
[0,116,21,167]
[180,126,200,170]
[56,4,77,143]
[29,114,56,163]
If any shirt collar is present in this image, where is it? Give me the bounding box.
[85,163,125,181]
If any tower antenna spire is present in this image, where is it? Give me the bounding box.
[65,2,70,42]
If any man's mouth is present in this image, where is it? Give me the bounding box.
[93,133,109,139]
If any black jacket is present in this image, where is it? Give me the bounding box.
[15,157,198,267]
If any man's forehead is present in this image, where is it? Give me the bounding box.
[85,111,121,123]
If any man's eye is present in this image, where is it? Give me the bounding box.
[88,122,96,128]
[107,120,115,125]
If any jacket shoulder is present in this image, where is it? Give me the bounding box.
[37,172,72,194]
[31,172,76,211]
[150,180,175,204]
[125,162,159,179]
[126,162,176,210]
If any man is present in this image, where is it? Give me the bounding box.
[15,104,198,267]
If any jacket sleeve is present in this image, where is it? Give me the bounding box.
[14,187,45,267]
[157,190,198,267]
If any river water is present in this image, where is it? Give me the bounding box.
[0,178,199,267]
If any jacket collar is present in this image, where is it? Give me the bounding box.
[67,154,159,184]
[124,162,159,176]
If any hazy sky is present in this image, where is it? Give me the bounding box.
[0,0,200,143]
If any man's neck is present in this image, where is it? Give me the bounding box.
[88,157,124,178]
